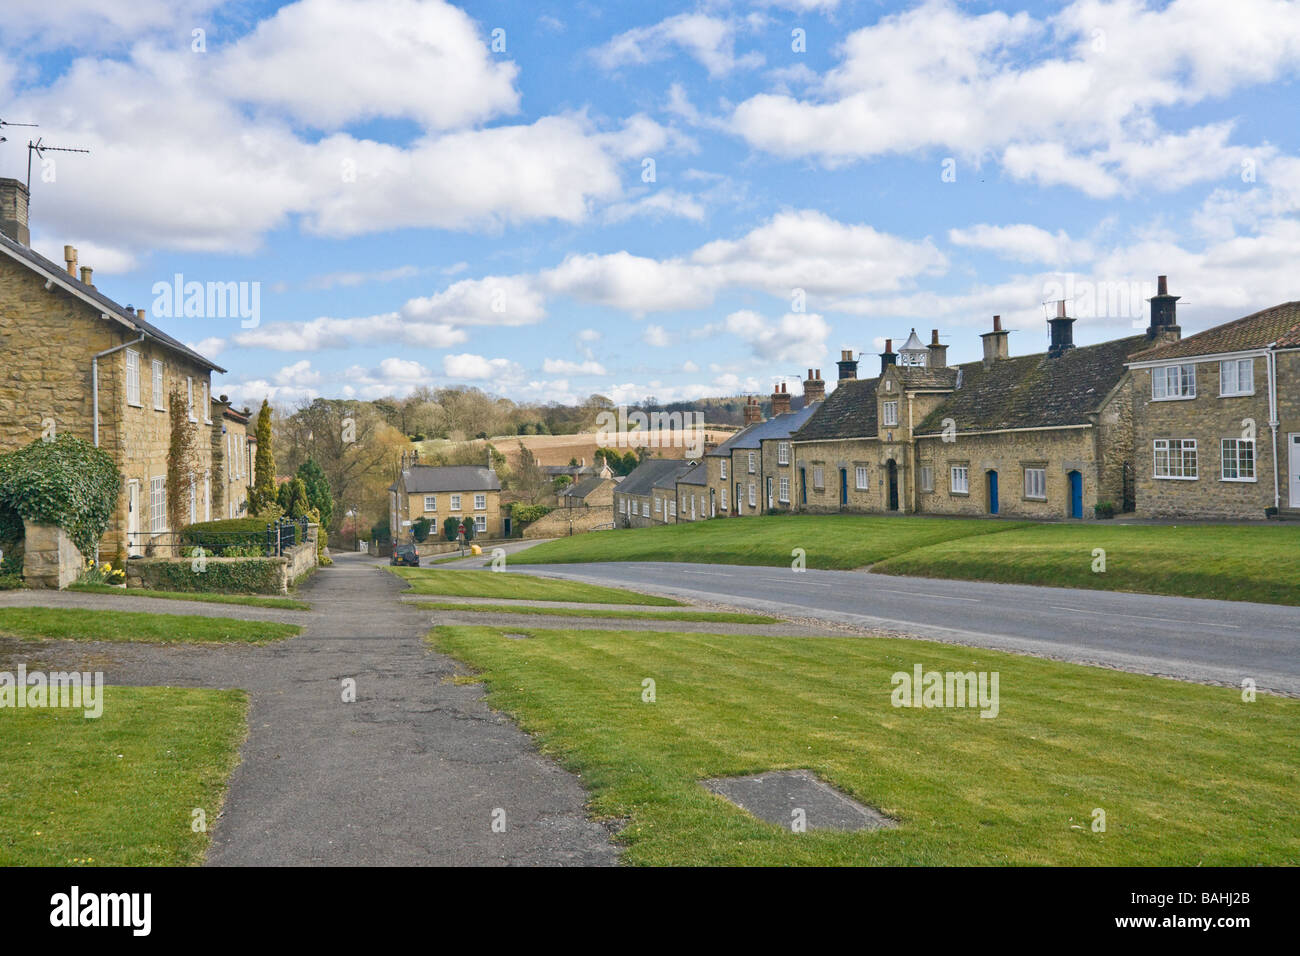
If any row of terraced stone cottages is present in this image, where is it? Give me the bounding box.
[619,277,1298,524]
[0,176,255,572]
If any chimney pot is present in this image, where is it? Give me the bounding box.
[981,317,1010,365]
[1047,303,1076,357]
[930,329,939,346]
[137,308,146,321]
[64,245,77,277]
[1146,274,1181,342]
[803,368,826,405]
[80,266,93,287]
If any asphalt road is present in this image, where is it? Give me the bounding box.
[509,561,1300,695]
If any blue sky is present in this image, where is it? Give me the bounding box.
[3,0,1299,408]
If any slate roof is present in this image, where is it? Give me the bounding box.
[705,422,759,457]
[916,335,1146,434]
[558,476,610,500]
[897,366,959,389]
[721,403,822,449]
[791,378,881,442]
[392,465,501,494]
[616,459,693,497]
[0,231,226,373]
[652,461,697,490]
[676,461,708,486]
[1129,301,1300,359]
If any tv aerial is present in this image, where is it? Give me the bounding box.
[26,135,90,190]
[0,118,38,145]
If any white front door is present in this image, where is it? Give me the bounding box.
[1290,434,1300,508]
[127,481,141,556]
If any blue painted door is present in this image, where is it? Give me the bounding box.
[1069,471,1083,518]
[987,470,999,515]
[799,468,807,505]
[839,468,848,506]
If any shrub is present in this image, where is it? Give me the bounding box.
[0,573,23,590]
[370,519,391,544]
[1094,501,1117,519]
[442,516,476,542]
[180,517,269,555]
[412,517,432,542]
[0,434,121,556]
[511,504,552,525]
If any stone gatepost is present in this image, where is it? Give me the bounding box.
[21,520,85,589]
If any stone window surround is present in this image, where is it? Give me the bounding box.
[950,462,970,496]
[854,465,869,490]
[919,463,934,493]
[1220,438,1257,483]
[1153,438,1199,480]
[1022,463,1048,501]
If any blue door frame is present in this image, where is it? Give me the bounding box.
[987,470,999,515]
[1068,471,1083,518]
[839,468,848,506]
[799,467,807,505]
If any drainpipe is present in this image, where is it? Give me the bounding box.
[1267,345,1280,510]
[92,330,145,447]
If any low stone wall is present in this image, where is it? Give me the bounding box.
[126,526,319,595]
[21,520,85,589]
[522,505,614,538]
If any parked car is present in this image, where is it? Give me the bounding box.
[390,543,420,567]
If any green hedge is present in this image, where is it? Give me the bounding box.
[136,558,284,595]
[179,517,269,555]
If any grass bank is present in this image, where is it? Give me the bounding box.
[0,686,247,865]
[414,601,779,624]
[509,515,1300,605]
[69,583,309,610]
[431,624,1300,865]
[0,607,300,644]
[390,567,681,606]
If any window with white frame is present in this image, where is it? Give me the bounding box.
[951,465,969,494]
[1154,438,1198,478]
[150,476,166,532]
[778,442,790,465]
[748,482,756,507]
[855,466,868,490]
[188,475,197,524]
[812,466,824,489]
[186,377,197,421]
[424,495,437,512]
[669,499,676,518]
[152,360,164,410]
[721,487,728,510]
[449,494,461,510]
[622,498,629,515]
[920,466,934,492]
[748,452,756,473]
[201,381,211,423]
[1219,359,1254,396]
[474,515,486,533]
[720,459,727,479]
[1151,364,1196,400]
[882,401,899,426]
[1221,439,1255,481]
[125,349,141,406]
[779,476,790,503]
[474,494,486,510]
[1024,467,1047,500]
[654,497,661,513]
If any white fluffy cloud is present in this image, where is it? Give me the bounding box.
[442,353,524,383]
[729,0,1300,195]
[594,13,763,76]
[216,0,519,130]
[948,224,1094,265]
[723,310,831,364]
[542,358,607,376]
